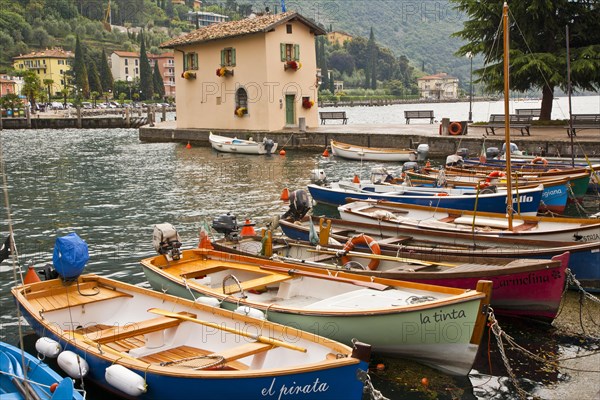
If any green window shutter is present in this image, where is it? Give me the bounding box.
[294,44,300,61]
[280,43,286,61]
[183,53,188,71]
[220,50,225,67]
[193,53,198,70]
[231,48,236,66]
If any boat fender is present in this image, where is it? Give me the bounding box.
[234,306,266,320]
[195,296,221,308]
[530,157,548,166]
[341,235,381,271]
[35,337,62,358]
[57,351,89,379]
[434,192,449,196]
[105,364,147,397]
[486,171,506,181]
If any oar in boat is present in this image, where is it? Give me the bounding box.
[259,264,390,290]
[147,308,307,353]
[304,247,459,268]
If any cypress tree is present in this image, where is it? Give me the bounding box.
[139,32,154,101]
[73,36,90,98]
[88,62,103,94]
[153,61,165,100]
[366,27,377,89]
[99,48,114,93]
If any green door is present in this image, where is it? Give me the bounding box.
[285,95,295,125]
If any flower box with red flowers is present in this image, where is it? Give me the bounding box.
[302,99,314,109]
[181,71,196,79]
[216,67,234,77]
[284,60,301,71]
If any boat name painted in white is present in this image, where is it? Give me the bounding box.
[506,195,533,204]
[261,377,329,400]
[419,309,466,324]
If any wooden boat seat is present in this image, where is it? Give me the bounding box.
[138,345,250,371]
[25,281,133,312]
[90,312,196,344]
[210,342,273,363]
[219,274,293,294]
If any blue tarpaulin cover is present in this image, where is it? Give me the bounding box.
[52,233,89,279]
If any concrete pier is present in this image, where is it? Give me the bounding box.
[139,120,600,158]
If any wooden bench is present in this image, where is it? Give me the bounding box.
[482,114,533,136]
[515,108,541,119]
[319,111,348,124]
[565,114,600,137]
[404,110,435,124]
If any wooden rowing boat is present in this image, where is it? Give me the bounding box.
[330,139,417,162]
[209,132,278,154]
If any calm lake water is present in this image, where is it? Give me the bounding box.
[1,99,598,399]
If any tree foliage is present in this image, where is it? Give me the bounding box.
[451,0,600,120]
[153,61,165,99]
[72,36,90,98]
[98,48,114,93]
[139,32,154,101]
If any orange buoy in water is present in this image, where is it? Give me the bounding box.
[322,148,329,157]
[240,219,256,236]
[376,363,385,371]
[421,377,429,388]
[186,142,191,149]
[352,175,360,184]
[279,149,286,156]
[280,188,290,201]
[24,265,41,284]
[198,228,214,250]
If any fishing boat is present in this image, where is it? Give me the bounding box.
[12,276,371,400]
[210,226,568,321]
[141,225,492,376]
[306,181,544,215]
[276,215,600,292]
[330,139,417,162]
[11,233,371,400]
[209,132,278,154]
[1,341,84,400]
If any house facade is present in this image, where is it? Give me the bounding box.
[0,76,17,96]
[12,48,73,95]
[417,72,459,100]
[187,11,229,27]
[110,51,141,83]
[326,31,353,46]
[161,11,326,132]
[149,52,176,98]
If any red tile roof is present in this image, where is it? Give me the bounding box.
[13,48,73,60]
[161,11,325,48]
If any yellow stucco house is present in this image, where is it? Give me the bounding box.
[12,48,73,96]
[161,11,326,132]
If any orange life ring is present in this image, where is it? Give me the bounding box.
[531,157,548,166]
[486,170,506,182]
[340,234,381,270]
[448,122,462,135]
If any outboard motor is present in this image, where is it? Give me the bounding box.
[153,223,182,261]
[370,167,393,184]
[281,189,311,222]
[52,233,89,281]
[211,213,239,241]
[486,147,500,159]
[501,142,521,155]
[456,148,469,158]
[416,144,430,162]
[263,138,275,154]
[310,169,327,185]
[445,154,464,167]
[402,162,420,173]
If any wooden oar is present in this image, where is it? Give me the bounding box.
[147,308,307,353]
[259,264,390,291]
[304,247,459,268]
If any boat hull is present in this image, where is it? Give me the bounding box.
[307,183,543,215]
[209,133,278,154]
[330,140,417,162]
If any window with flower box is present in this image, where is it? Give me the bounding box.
[280,43,300,62]
[221,48,236,67]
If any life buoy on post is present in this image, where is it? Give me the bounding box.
[448,122,462,135]
[530,157,548,166]
[340,234,381,270]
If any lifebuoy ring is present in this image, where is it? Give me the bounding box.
[531,157,548,166]
[448,122,462,135]
[486,170,506,182]
[341,234,381,270]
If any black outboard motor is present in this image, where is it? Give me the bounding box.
[211,213,240,240]
[402,162,420,173]
[38,264,59,281]
[263,138,275,154]
[281,189,311,222]
[153,223,182,261]
[456,148,469,158]
[486,147,500,159]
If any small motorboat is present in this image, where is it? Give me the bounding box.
[209,132,278,154]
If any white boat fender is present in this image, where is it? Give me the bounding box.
[35,337,62,358]
[195,296,221,308]
[57,351,89,378]
[234,306,265,320]
[105,364,147,397]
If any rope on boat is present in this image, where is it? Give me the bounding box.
[556,269,600,337]
[357,369,389,400]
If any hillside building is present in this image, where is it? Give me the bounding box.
[111,51,175,98]
[418,72,459,100]
[0,75,17,96]
[161,11,326,132]
[187,11,229,28]
[326,31,353,46]
[12,48,73,95]
[148,52,176,98]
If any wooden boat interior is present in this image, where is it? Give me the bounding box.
[15,276,355,373]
